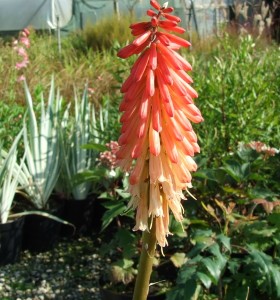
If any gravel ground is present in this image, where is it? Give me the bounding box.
[0,237,103,300]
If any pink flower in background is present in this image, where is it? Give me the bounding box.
[246,141,279,158]
[19,37,30,48]
[88,87,95,94]
[22,28,30,37]
[116,0,203,247]
[15,60,29,70]
[17,47,28,59]
[17,75,26,82]
[14,27,31,78]
[99,141,119,170]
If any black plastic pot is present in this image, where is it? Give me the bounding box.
[61,197,95,237]
[0,217,24,265]
[22,204,64,253]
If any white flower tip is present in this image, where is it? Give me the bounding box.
[162,2,168,9]
[109,169,116,177]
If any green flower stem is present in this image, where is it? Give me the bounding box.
[133,220,157,300]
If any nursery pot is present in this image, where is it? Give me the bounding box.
[61,196,95,237]
[0,217,24,265]
[22,203,64,253]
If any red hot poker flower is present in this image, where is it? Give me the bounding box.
[116,0,203,247]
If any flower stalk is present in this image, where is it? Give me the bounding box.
[133,220,157,300]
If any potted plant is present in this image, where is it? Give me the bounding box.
[0,130,25,265]
[17,79,67,252]
[57,86,107,236]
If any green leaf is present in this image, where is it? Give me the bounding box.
[170,252,187,268]
[169,216,188,237]
[101,201,127,230]
[115,228,137,258]
[166,285,186,300]
[217,234,231,252]
[110,258,136,285]
[115,188,130,199]
[10,211,75,228]
[201,257,220,284]
[184,280,201,300]
[81,143,107,151]
[247,246,280,297]
[221,160,250,182]
[177,263,197,285]
[224,285,250,300]
[102,200,124,209]
[191,229,214,246]
[113,258,134,269]
[98,192,114,200]
[268,213,280,227]
[227,259,241,275]
[197,272,212,289]
[249,186,278,199]
[189,218,209,227]
[73,169,106,185]
[194,169,226,184]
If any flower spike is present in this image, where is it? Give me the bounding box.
[117,1,203,248]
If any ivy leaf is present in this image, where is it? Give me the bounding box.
[170,252,187,268]
[217,234,231,252]
[197,272,212,289]
[176,262,197,285]
[201,257,220,285]
[227,259,241,275]
[247,246,280,297]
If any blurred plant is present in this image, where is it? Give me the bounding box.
[167,223,280,300]
[167,142,280,299]
[99,222,177,295]
[69,15,135,52]
[125,0,142,18]
[193,34,280,164]
[100,227,138,288]
[62,93,121,201]
[194,140,280,210]
[97,158,133,231]
[244,140,279,158]
[0,102,24,150]
[57,86,103,200]
[17,79,62,210]
[0,130,23,223]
